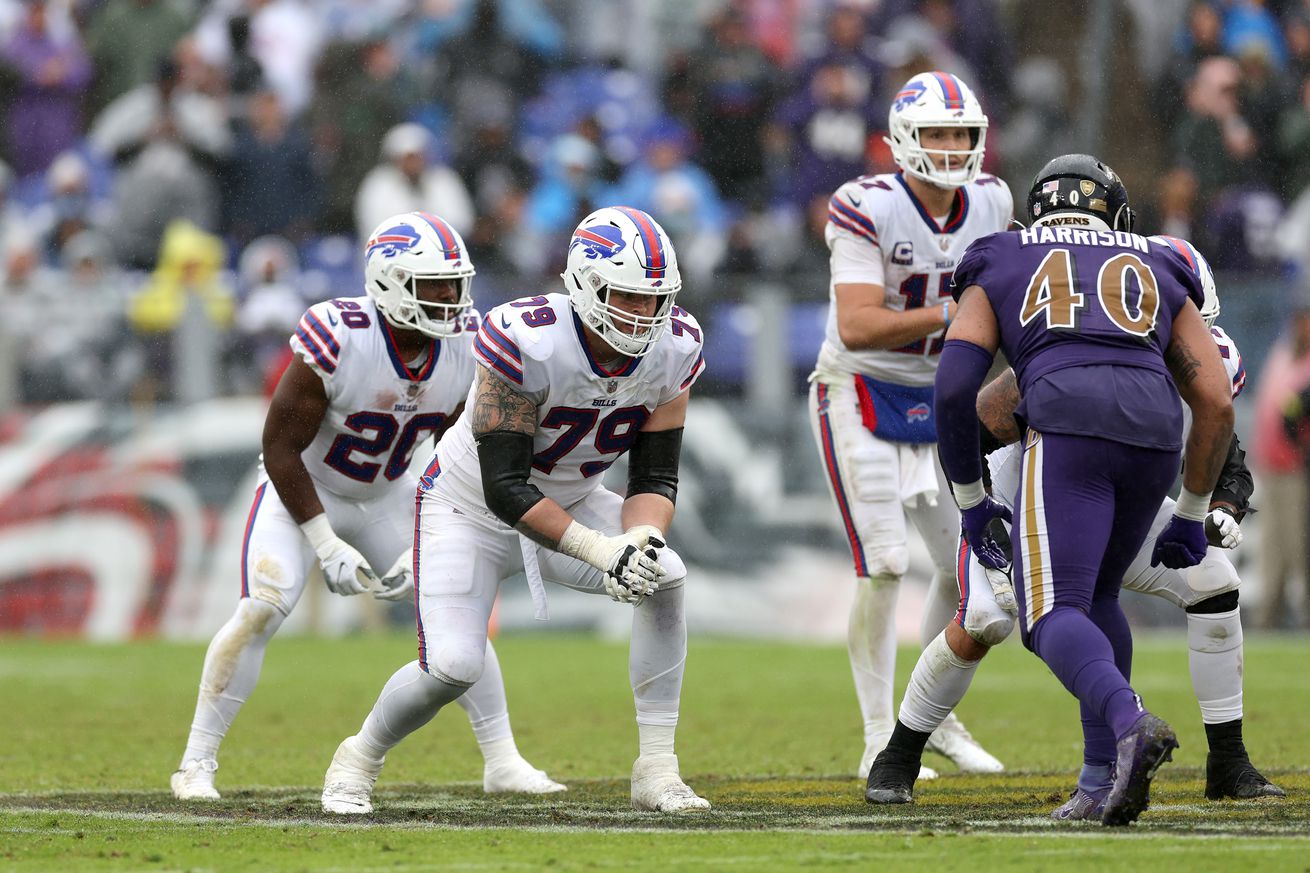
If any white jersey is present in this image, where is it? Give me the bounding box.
[426,293,706,521]
[988,325,1246,507]
[282,295,478,501]
[817,171,1013,386]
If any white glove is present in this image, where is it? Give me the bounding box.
[373,548,414,601]
[1204,508,1243,549]
[300,514,379,596]
[559,521,665,604]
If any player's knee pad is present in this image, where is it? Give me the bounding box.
[1185,589,1239,615]
[961,599,1014,647]
[1184,550,1241,599]
[654,546,687,590]
[245,556,294,615]
[429,636,487,688]
[863,543,909,578]
[235,596,284,639]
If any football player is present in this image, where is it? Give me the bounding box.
[809,71,1011,779]
[867,237,1285,813]
[912,154,1235,825]
[171,212,563,801]
[319,206,710,815]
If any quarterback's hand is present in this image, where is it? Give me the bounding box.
[373,549,414,601]
[559,522,665,604]
[300,514,379,596]
[1152,515,1208,569]
[1204,508,1243,549]
[960,497,1013,571]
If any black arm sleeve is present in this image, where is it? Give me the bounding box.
[476,430,546,526]
[1211,432,1254,520]
[627,427,682,504]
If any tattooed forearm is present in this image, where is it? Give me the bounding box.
[976,368,1023,445]
[1165,336,1202,388]
[471,366,538,435]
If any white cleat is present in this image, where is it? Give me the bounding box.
[858,741,937,782]
[321,735,385,815]
[926,713,1004,774]
[171,758,220,801]
[631,754,710,812]
[483,756,567,794]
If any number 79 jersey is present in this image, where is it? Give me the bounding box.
[284,295,478,501]
[425,293,706,518]
[817,171,1013,386]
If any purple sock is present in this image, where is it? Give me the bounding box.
[1080,596,1138,763]
[1031,607,1147,742]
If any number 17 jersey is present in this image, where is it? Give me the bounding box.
[817,171,1013,386]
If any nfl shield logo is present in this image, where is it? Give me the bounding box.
[606,379,619,394]
[406,383,421,401]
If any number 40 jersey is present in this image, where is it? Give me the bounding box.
[425,292,706,521]
[285,295,478,500]
[817,171,1013,386]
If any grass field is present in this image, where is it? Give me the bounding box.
[1,632,1307,871]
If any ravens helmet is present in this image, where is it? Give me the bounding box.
[1026,154,1135,232]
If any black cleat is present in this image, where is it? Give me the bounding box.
[864,749,918,804]
[1205,753,1287,800]
[1102,714,1178,826]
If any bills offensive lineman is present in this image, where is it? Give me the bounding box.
[320,206,710,815]
[171,212,563,800]
[867,232,1284,812]
[809,71,1010,778]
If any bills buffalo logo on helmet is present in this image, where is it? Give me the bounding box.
[366,224,422,259]
[570,225,628,260]
[907,403,931,423]
[893,80,928,112]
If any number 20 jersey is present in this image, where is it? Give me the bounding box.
[285,295,478,501]
[817,171,1013,386]
[425,293,706,521]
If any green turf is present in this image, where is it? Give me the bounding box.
[1,633,1307,871]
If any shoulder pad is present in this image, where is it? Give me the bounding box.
[1209,325,1247,399]
[292,299,356,377]
[828,176,893,248]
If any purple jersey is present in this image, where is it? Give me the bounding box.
[952,225,1207,450]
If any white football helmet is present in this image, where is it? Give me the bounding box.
[563,206,681,357]
[1197,246,1220,328]
[885,71,988,188]
[364,212,474,338]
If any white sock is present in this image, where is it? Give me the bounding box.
[357,661,467,758]
[1187,608,1244,724]
[631,585,686,758]
[181,598,284,765]
[454,639,514,748]
[920,569,961,647]
[898,630,981,735]
[849,575,899,745]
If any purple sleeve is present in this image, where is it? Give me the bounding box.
[949,235,996,302]
[933,339,996,485]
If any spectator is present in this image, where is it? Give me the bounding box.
[767,58,881,208]
[1222,0,1287,68]
[1003,56,1077,197]
[673,5,780,203]
[609,119,728,292]
[231,234,303,393]
[1235,41,1286,189]
[1172,56,1261,204]
[90,58,230,267]
[84,0,194,113]
[516,131,606,277]
[0,159,26,248]
[1277,72,1310,197]
[223,89,317,244]
[128,220,234,404]
[1286,10,1310,84]
[1,0,92,176]
[353,123,474,243]
[1255,305,1310,627]
[307,36,410,233]
[29,150,113,262]
[193,0,324,118]
[1161,1,1228,129]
